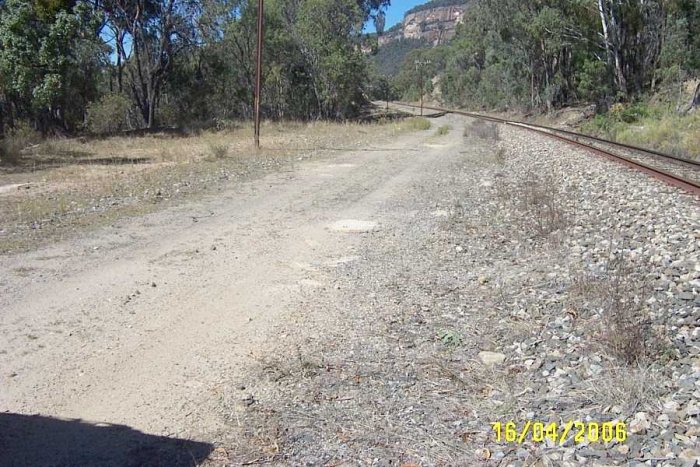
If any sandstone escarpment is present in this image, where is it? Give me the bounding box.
[378,2,468,47]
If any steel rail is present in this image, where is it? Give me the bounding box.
[392,101,700,196]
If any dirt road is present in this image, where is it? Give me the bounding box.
[2,112,698,466]
[0,114,463,462]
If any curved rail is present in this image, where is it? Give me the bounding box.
[392,101,700,196]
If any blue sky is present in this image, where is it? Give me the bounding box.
[364,1,426,33]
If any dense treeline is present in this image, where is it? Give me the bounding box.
[405,0,465,16]
[0,0,389,136]
[370,37,427,77]
[392,0,700,112]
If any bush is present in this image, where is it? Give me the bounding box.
[86,94,132,135]
[465,120,500,140]
[402,117,431,131]
[208,143,229,159]
[0,121,41,165]
[435,125,451,136]
[585,103,700,159]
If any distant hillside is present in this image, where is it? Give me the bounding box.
[405,0,467,16]
[370,37,428,77]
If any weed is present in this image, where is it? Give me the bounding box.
[581,102,700,159]
[494,147,507,164]
[438,329,462,347]
[208,143,229,160]
[582,364,663,412]
[496,172,570,238]
[435,125,451,136]
[86,94,132,134]
[401,117,431,131]
[0,122,41,165]
[465,120,500,141]
[569,256,669,365]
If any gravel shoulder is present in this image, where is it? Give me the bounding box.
[1,114,698,466]
[207,118,699,465]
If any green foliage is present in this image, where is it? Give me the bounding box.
[391,0,700,113]
[403,117,431,131]
[582,102,700,159]
[406,0,467,16]
[162,0,377,123]
[435,124,450,135]
[438,329,462,347]
[370,37,428,77]
[0,0,104,132]
[86,94,132,135]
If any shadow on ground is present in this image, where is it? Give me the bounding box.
[0,155,152,175]
[0,413,213,467]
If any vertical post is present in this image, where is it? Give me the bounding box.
[414,59,431,117]
[420,73,424,116]
[254,0,264,149]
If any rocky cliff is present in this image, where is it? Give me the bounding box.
[378,2,468,47]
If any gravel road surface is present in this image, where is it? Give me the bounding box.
[1,114,698,466]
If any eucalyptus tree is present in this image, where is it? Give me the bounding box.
[0,0,106,132]
[99,0,201,127]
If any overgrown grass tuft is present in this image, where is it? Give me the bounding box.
[208,143,229,160]
[401,117,431,131]
[495,171,571,239]
[0,122,42,166]
[569,258,670,365]
[435,125,451,136]
[464,120,500,141]
[580,102,700,159]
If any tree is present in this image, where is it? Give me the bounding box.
[0,0,105,132]
[374,10,385,35]
[100,0,200,128]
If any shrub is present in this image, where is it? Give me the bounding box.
[403,117,431,131]
[435,125,451,136]
[496,172,571,238]
[86,94,132,135]
[465,120,500,141]
[208,143,229,159]
[0,121,41,165]
[570,259,667,365]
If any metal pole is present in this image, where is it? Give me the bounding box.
[254,0,264,149]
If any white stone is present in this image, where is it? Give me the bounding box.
[629,412,651,434]
[478,351,506,366]
[330,219,377,233]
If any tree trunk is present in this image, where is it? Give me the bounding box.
[598,0,628,97]
[682,81,700,114]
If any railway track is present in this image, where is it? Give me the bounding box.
[392,101,700,196]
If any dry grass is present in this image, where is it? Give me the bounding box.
[0,118,415,253]
[568,257,670,365]
[580,102,700,160]
[400,117,431,131]
[464,120,500,141]
[581,364,665,413]
[495,171,572,239]
[0,122,42,166]
[435,125,451,136]
[494,147,507,164]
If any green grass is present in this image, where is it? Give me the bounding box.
[435,125,451,136]
[401,117,431,131]
[580,102,700,159]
